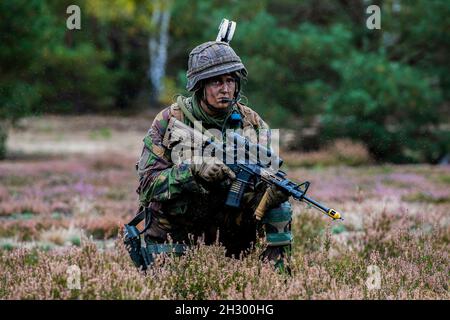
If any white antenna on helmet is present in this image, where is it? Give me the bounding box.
[216,18,236,43]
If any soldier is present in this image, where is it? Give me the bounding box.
[135,41,293,271]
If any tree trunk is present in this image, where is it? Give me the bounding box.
[0,121,9,160]
[148,3,172,106]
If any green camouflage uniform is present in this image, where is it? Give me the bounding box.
[135,41,292,264]
[136,96,274,257]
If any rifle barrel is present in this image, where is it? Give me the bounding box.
[302,195,329,213]
[301,195,343,220]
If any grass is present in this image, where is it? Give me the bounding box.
[0,221,447,299]
[89,128,112,140]
[402,192,450,204]
[0,159,448,299]
[0,116,448,300]
[282,139,372,168]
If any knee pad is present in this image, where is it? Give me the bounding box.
[262,201,293,246]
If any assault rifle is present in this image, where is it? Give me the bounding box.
[162,117,343,221]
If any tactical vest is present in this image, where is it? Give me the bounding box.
[168,96,263,132]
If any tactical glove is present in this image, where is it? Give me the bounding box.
[191,160,236,183]
[265,185,290,209]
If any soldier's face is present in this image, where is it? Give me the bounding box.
[204,74,236,110]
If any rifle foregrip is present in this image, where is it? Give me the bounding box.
[255,190,270,221]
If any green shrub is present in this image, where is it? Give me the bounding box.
[0,0,54,158]
[321,52,447,163]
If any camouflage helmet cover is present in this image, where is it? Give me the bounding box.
[186,41,248,91]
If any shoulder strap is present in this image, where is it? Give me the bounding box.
[169,103,184,122]
[127,206,152,234]
[176,96,197,125]
[176,96,217,141]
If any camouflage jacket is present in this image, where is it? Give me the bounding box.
[136,96,271,248]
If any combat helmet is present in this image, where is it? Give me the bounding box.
[186,41,247,92]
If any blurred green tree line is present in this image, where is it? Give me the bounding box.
[0,0,448,162]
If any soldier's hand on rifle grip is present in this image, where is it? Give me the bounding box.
[191,160,236,183]
[266,185,290,209]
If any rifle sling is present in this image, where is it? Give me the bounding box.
[126,207,152,235]
[176,96,216,141]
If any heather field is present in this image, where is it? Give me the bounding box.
[0,116,448,300]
